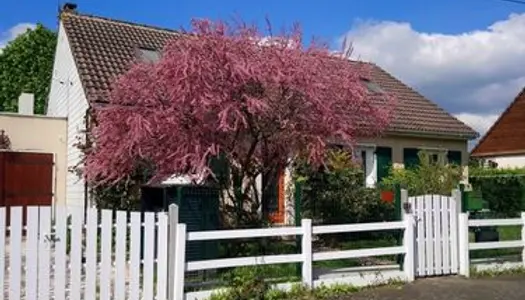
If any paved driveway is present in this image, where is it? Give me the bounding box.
[343,276,525,300]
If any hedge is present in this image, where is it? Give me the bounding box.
[469,167,525,217]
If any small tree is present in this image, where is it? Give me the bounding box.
[0,24,57,114]
[381,151,463,196]
[84,19,395,226]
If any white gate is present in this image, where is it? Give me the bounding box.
[408,193,459,277]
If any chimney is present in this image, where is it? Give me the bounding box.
[18,93,34,115]
[62,3,78,13]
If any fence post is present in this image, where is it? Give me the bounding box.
[522,212,525,268]
[402,189,415,282]
[458,212,470,277]
[167,204,179,300]
[173,223,187,300]
[295,181,303,278]
[301,219,313,288]
[394,184,403,267]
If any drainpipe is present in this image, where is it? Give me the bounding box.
[83,107,91,221]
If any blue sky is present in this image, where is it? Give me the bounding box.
[1,0,523,44]
[2,0,525,141]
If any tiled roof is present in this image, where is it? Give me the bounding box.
[61,12,178,103]
[369,66,477,139]
[471,88,525,157]
[60,11,478,139]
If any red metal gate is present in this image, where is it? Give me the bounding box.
[0,151,53,223]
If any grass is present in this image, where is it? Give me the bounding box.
[470,266,525,278]
[469,225,522,259]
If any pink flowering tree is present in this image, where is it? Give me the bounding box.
[84,19,395,225]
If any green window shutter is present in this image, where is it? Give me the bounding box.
[376,147,392,183]
[447,150,462,166]
[403,148,420,170]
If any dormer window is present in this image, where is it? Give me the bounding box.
[360,78,384,94]
[136,47,161,63]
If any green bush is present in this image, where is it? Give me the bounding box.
[212,266,271,300]
[381,151,462,196]
[469,167,525,217]
[294,149,395,225]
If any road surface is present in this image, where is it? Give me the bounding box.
[343,276,525,300]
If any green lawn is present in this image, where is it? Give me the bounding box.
[470,225,522,259]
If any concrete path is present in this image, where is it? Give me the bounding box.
[343,276,525,300]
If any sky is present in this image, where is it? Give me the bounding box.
[2,0,525,145]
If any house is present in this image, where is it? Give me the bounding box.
[47,4,478,221]
[1,93,67,209]
[471,88,525,168]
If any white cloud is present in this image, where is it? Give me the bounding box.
[0,23,36,50]
[454,113,500,137]
[342,14,525,138]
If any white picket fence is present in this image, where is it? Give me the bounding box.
[0,205,170,300]
[2,193,525,300]
[458,212,525,277]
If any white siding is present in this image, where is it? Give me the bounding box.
[485,155,525,169]
[47,22,89,210]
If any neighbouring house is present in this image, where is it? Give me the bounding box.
[471,88,525,168]
[0,93,67,212]
[47,4,478,222]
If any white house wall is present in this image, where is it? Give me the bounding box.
[47,22,89,210]
[485,155,525,169]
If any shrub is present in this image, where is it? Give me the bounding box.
[294,149,395,226]
[381,150,462,196]
[469,167,525,217]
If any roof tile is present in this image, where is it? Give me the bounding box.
[471,88,525,156]
[60,11,478,139]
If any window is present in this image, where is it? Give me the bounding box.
[404,148,450,168]
[137,47,161,63]
[360,78,384,94]
[355,145,376,188]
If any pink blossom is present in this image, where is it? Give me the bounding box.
[85,19,395,185]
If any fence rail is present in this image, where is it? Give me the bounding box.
[174,215,415,299]
[459,212,525,277]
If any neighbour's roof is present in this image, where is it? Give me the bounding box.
[471,88,525,157]
[60,10,478,140]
